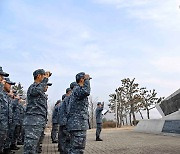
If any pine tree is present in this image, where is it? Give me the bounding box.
[12,82,24,95]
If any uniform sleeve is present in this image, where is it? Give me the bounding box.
[0,83,3,92]
[59,101,67,126]
[12,99,18,112]
[29,78,48,96]
[0,85,4,114]
[52,108,56,121]
[97,106,104,112]
[0,93,3,115]
[74,80,91,100]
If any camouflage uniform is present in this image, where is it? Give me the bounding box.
[51,104,59,142]
[58,83,77,153]
[3,91,14,151]
[11,99,22,147]
[17,103,25,145]
[67,79,91,154]
[23,76,48,154]
[0,67,11,153]
[58,94,66,153]
[95,103,104,140]
[39,84,52,147]
[58,95,71,154]
[0,83,8,153]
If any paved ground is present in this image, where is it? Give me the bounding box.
[15,127,180,154]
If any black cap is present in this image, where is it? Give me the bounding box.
[47,83,52,86]
[70,82,78,89]
[5,78,16,85]
[33,69,45,78]
[0,66,9,77]
[62,94,66,100]
[66,88,71,94]
[76,72,85,83]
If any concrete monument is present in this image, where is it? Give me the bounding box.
[134,89,180,135]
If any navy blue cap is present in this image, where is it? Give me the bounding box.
[62,94,66,100]
[33,69,45,78]
[70,82,78,89]
[5,78,16,85]
[0,66,9,77]
[66,88,71,94]
[76,72,85,83]
[97,102,101,105]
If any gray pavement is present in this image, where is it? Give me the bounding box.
[15,127,180,154]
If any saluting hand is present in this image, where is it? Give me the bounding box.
[45,71,51,78]
[84,74,90,80]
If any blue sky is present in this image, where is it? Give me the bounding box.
[1,0,180,118]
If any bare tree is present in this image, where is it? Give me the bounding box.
[121,78,140,126]
[109,78,164,126]
[88,96,98,128]
[12,82,25,96]
[109,88,128,127]
[139,88,164,119]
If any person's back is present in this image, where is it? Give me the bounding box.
[96,105,103,124]
[52,103,60,124]
[58,83,77,154]
[12,99,21,125]
[59,96,70,127]
[95,102,104,141]
[51,101,60,143]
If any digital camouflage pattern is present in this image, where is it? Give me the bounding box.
[69,130,87,154]
[4,92,14,150]
[25,77,48,119]
[96,103,104,139]
[67,79,91,154]
[24,125,43,154]
[23,77,48,154]
[51,123,58,142]
[52,104,59,124]
[67,79,90,131]
[58,95,71,153]
[0,83,8,152]
[11,99,24,146]
[96,103,104,124]
[59,96,71,126]
[51,104,59,142]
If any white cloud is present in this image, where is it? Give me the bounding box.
[67,44,125,69]
[2,0,180,110]
[94,0,180,31]
[80,31,91,39]
[140,78,180,88]
[151,56,180,73]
